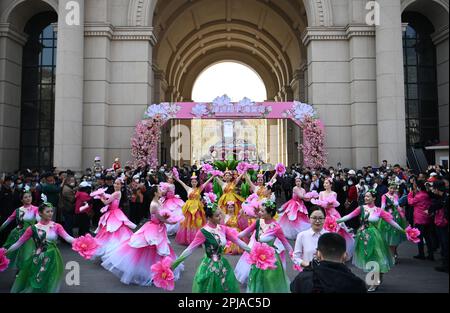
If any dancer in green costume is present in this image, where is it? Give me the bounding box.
[1,192,40,270]
[172,200,250,293]
[6,202,75,293]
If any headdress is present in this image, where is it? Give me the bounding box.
[257,170,264,179]
[190,172,198,180]
[224,167,232,175]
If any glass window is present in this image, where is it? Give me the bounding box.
[20,12,57,170]
[402,12,439,150]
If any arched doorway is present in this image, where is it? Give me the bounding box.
[0,0,58,171]
[402,0,449,164]
[151,0,308,103]
[152,0,308,166]
[20,11,58,169]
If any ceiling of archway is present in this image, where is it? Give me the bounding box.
[152,0,308,100]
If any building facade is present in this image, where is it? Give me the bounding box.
[0,0,448,171]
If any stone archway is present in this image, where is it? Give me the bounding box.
[401,0,450,145]
[149,0,311,103]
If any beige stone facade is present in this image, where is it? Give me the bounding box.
[0,0,448,171]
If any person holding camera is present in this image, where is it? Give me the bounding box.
[408,180,434,260]
[429,180,449,273]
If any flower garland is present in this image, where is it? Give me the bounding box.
[299,116,327,169]
[130,116,165,168]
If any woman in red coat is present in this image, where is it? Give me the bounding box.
[407,180,433,260]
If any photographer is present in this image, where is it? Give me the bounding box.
[408,180,434,260]
[429,180,449,273]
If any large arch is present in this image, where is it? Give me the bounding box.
[180,49,277,101]
[0,0,59,171]
[128,0,333,28]
[149,0,312,102]
[401,0,450,146]
[1,0,58,28]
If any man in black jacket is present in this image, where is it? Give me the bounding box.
[429,180,449,273]
[290,233,367,293]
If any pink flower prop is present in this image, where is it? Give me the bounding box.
[204,192,218,203]
[304,190,319,199]
[293,264,303,272]
[323,215,340,233]
[250,164,260,171]
[201,163,213,173]
[90,187,108,199]
[275,163,286,177]
[242,194,261,217]
[247,242,277,270]
[237,162,249,175]
[0,248,10,272]
[210,170,224,177]
[151,257,175,291]
[247,193,259,202]
[405,225,420,244]
[311,195,339,208]
[159,209,185,224]
[72,234,99,260]
[172,167,179,179]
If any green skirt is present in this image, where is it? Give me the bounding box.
[192,255,240,293]
[247,253,289,293]
[378,210,407,246]
[11,242,64,293]
[3,223,35,270]
[353,225,394,274]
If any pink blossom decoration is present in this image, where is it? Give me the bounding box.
[247,242,277,270]
[130,118,165,168]
[151,257,175,291]
[0,248,10,272]
[293,264,303,272]
[72,234,99,260]
[405,225,420,244]
[299,117,327,169]
[275,163,286,177]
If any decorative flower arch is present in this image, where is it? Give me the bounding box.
[130,96,327,168]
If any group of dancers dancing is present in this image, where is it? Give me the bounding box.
[0,162,418,293]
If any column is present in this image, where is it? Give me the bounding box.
[348,25,378,168]
[432,26,449,142]
[0,24,27,171]
[376,0,407,165]
[303,27,352,168]
[54,0,85,171]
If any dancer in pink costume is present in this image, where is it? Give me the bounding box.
[94,178,136,258]
[160,174,185,236]
[312,178,354,259]
[101,185,183,286]
[278,176,311,240]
